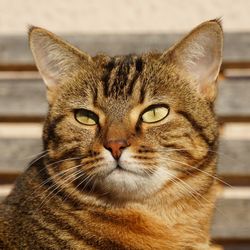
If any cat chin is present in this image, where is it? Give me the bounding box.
[97,166,175,201]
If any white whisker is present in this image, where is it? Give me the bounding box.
[159,156,232,188]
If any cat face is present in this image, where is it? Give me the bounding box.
[29,20,223,201]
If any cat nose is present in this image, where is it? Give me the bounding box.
[104,139,130,160]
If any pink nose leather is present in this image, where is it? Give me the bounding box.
[104,140,130,159]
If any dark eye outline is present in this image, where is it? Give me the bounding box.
[74,109,99,126]
[140,104,170,124]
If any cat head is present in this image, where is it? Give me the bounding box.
[29,20,223,202]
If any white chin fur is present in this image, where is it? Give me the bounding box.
[97,149,176,200]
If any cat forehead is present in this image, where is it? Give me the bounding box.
[88,53,172,98]
[61,54,145,91]
[99,54,145,98]
[59,52,184,113]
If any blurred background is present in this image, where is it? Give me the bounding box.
[0,1,250,249]
[0,0,250,34]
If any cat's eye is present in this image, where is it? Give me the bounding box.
[74,109,99,126]
[141,105,169,124]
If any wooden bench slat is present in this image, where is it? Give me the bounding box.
[0,33,250,65]
[215,79,250,120]
[0,78,250,120]
[0,79,47,118]
[0,138,42,174]
[218,140,250,177]
[212,197,250,240]
[0,138,249,178]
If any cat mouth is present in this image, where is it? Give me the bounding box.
[113,164,131,173]
[109,164,146,177]
[107,164,136,175]
[116,164,125,170]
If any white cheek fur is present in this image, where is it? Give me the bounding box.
[98,148,177,200]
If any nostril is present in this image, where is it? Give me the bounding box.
[104,139,130,159]
[120,145,126,150]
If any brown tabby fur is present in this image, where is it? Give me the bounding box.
[0,20,223,249]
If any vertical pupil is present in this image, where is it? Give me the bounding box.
[85,111,91,120]
[153,109,156,116]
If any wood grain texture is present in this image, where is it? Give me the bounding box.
[0,33,250,65]
[0,79,47,119]
[215,79,250,120]
[212,197,250,240]
[0,78,250,120]
[0,138,42,173]
[218,140,250,177]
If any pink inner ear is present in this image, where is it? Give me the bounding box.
[188,50,217,82]
[182,34,219,78]
[182,43,221,101]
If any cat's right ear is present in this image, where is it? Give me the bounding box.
[29,26,92,103]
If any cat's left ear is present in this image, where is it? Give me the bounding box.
[162,19,223,101]
[29,26,92,103]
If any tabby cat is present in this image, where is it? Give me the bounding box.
[0,19,223,249]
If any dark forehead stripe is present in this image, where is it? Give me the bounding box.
[102,55,144,98]
[127,57,143,96]
[102,57,116,97]
[109,55,131,97]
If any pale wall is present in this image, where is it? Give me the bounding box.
[0,0,249,34]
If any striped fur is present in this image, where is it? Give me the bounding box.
[0,20,223,249]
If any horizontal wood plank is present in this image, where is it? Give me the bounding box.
[218,140,250,177]
[0,78,250,120]
[0,138,249,179]
[215,79,250,120]
[0,33,250,65]
[0,138,42,174]
[0,79,47,119]
[212,196,250,240]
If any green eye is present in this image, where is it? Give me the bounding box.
[75,109,99,126]
[141,105,169,123]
